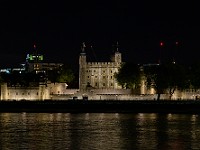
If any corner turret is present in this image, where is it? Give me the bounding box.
[111,42,122,65]
[79,42,87,91]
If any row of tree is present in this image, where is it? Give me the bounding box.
[115,62,200,100]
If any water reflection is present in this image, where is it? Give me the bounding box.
[0,113,200,149]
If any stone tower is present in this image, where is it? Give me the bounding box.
[79,42,87,91]
[111,42,122,65]
[79,42,122,91]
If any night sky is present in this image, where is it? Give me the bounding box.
[0,1,200,69]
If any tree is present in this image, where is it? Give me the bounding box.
[188,62,200,90]
[56,68,75,85]
[115,62,141,89]
[144,63,187,100]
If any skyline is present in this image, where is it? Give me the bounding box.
[0,1,200,68]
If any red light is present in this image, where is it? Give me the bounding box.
[175,41,178,45]
[160,42,164,47]
[34,44,36,48]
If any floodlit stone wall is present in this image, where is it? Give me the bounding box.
[79,50,122,90]
[1,82,200,100]
[0,83,50,100]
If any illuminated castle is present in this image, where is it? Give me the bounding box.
[79,42,122,91]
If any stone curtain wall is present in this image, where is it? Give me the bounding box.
[1,82,200,100]
[1,83,50,100]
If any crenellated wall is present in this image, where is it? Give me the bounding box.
[1,82,200,101]
[0,82,79,100]
[0,83,50,100]
[87,62,117,67]
[79,49,122,90]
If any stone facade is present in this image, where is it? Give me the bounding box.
[0,82,79,100]
[0,83,50,100]
[79,43,122,91]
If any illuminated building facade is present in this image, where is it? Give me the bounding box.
[79,43,122,90]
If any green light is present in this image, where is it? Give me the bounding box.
[39,55,43,61]
[30,55,33,60]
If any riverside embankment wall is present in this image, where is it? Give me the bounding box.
[1,82,200,100]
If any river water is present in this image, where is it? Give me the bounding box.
[0,113,200,150]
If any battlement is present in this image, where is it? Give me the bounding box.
[87,62,117,67]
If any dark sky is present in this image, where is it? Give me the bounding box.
[0,1,200,69]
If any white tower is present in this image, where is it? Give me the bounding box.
[79,42,87,91]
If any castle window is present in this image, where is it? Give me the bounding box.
[103,76,106,79]
[28,93,30,95]
[111,76,112,79]
[22,93,24,95]
[36,92,38,95]
[88,76,90,78]
[95,83,98,86]
[103,83,105,86]
[111,83,113,86]
[95,76,97,78]
[94,70,96,72]
[16,92,18,95]
[111,70,112,73]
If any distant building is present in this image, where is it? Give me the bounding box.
[79,42,122,91]
[25,45,63,73]
[0,45,63,75]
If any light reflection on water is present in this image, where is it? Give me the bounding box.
[0,113,200,149]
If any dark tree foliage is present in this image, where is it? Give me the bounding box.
[47,64,75,87]
[56,68,75,84]
[144,63,187,100]
[0,64,76,88]
[115,62,141,89]
[188,62,200,90]
[0,71,45,87]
